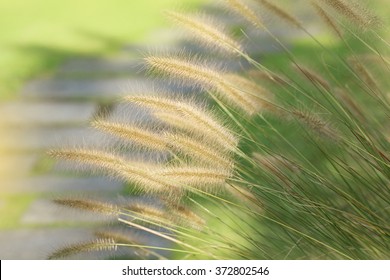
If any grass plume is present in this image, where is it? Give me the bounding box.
[48,239,117,260]
[225,0,264,29]
[291,110,340,142]
[125,95,239,150]
[166,133,234,169]
[125,201,173,226]
[145,55,261,114]
[156,166,231,191]
[223,73,275,112]
[92,120,168,151]
[311,1,343,38]
[248,69,290,86]
[170,203,206,230]
[348,57,380,93]
[164,10,243,54]
[226,183,262,210]
[53,198,119,216]
[49,149,181,195]
[255,0,302,28]
[317,0,381,30]
[292,64,331,91]
[94,231,164,259]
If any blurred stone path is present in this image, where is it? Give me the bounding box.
[0,43,165,259]
[0,47,169,259]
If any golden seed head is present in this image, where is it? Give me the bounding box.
[145,55,263,115]
[311,1,343,38]
[124,201,173,226]
[256,0,302,28]
[226,0,264,29]
[92,120,169,151]
[171,203,206,230]
[166,133,234,169]
[317,0,381,30]
[291,110,340,142]
[49,149,181,196]
[48,239,117,260]
[226,183,262,211]
[53,198,119,216]
[223,73,274,113]
[125,95,238,150]
[156,166,231,192]
[165,10,243,55]
[292,64,331,91]
[145,55,220,89]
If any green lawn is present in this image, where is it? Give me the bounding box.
[0,0,205,99]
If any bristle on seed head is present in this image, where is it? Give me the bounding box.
[48,239,117,260]
[125,95,239,151]
[53,198,119,216]
[145,55,262,115]
[256,0,302,28]
[225,0,264,29]
[91,120,169,151]
[164,10,243,55]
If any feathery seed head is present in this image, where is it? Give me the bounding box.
[253,153,301,178]
[334,88,367,122]
[145,54,221,89]
[48,149,127,172]
[125,94,185,112]
[125,95,238,151]
[95,231,140,245]
[48,238,117,260]
[248,69,290,86]
[348,58,380,92]
[166,133,234,169]
[125,201,173,226]
[256,0,302,28]
[95,231,166,259]
[53,198,119,216]
[153,111,186,128]
[145,55,261,115]
[292,64,331,91]
[216,75,262,115]
[49,149,182,196]
[171,203,206,230]
[291,110,340,142]
[92,120,169,151]
[223,73,274,113]
[156,166,232,191]
[311,1,343,38]
[226,183,262,211]
[317,0,381,30]
[225,0,264,29]
[153,110,238,152]
[164,10,243,55]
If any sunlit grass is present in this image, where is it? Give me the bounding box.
[45,0,390,259]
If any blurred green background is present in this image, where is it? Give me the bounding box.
[0,0,205,99]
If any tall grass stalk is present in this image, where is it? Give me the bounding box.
[49,0,390,259]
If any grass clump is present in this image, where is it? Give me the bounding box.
[49,0,390,259]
